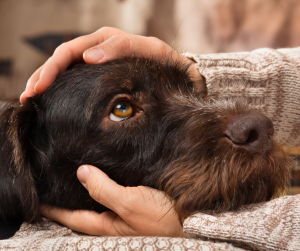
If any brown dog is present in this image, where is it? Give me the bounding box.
[0,57,290,237]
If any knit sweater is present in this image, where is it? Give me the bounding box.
[184,47,300,147]
[1,195,299,251]
[1,48,300,250]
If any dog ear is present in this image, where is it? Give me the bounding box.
[8,99,45,223]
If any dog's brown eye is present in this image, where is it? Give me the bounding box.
[109,101,133,121]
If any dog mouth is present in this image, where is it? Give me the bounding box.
[158,140,291,220]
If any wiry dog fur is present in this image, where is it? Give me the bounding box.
[0,57,291,225]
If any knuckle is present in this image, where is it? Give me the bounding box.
[75,34,88,42]
[96,26,120,34]
[112,35,131,50]
[88,179,102,202]
[147,37,168,52]
[147,36,159,43]
[117,203,131,218]
[42,57,52,68]
[117,187,138,216]
[97,26,111,33]
[147,36,162,46]
[54,42,67,54]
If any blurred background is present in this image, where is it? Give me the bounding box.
[0,0,300,192]
[1,0,300,100]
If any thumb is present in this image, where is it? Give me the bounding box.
[83,34,133,64]
[83,34,172,64]
[77,165,125,214]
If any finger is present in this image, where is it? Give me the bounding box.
[40,204,130,236]
[20,65,44,104]
[34,27,125,95]
[77,165,128,215]
[84,35,176,64]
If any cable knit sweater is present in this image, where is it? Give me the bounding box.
[1,48,300,250]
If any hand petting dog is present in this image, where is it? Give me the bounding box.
[40,165,185,237]
[21,27,203,104]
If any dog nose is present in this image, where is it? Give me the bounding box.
[225,114,274,154]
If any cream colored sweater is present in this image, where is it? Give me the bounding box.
[1,48,300,250]
[185,47,300,147]
[1,195,299,251]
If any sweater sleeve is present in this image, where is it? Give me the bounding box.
[183,48,300,147]
[183,195,300,251]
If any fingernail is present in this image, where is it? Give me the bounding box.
[86,48,105,62]
[77,165,90,186]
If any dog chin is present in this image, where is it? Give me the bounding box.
[159,139,290,219]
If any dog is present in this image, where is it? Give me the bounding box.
[0,57,290,238]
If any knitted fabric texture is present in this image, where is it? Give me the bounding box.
[184,195,300,251]
[2,196,299,250]
[184,47,300,147]
[0,218,243,251]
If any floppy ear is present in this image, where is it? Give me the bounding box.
[8,99,45,223]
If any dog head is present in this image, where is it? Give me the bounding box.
[8,57,290,222]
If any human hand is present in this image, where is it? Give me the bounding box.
[40,165,185,237]
[21,27,203,104]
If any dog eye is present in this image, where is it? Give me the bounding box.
[109,101,133,121]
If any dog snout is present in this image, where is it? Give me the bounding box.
[225,114,274,154]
